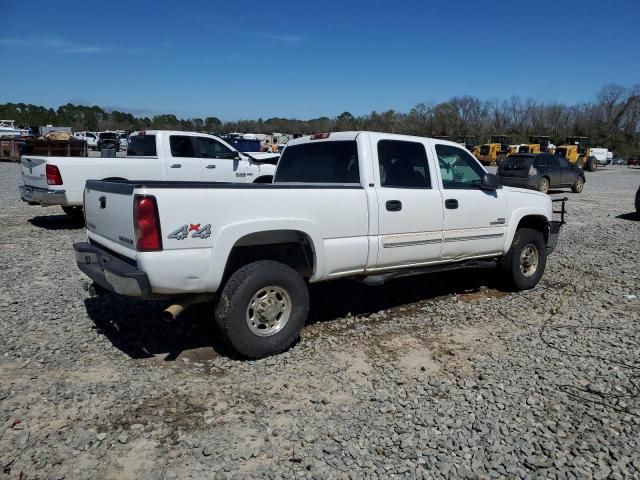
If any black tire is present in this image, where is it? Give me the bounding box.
[586,156,597,172]
[538,176,550,194]
[61,206,84,221]
[500,228,547,291]
[214,260,309,359]
[571,176,585,193]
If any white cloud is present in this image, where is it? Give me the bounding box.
[0,37,144,54]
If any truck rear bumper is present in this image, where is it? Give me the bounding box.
[74,242,151,297]
[19,185,67,206]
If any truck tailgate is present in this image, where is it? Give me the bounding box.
[84,181,136,251]
[21,156,49,189]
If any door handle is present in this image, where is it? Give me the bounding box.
[170,164,181,168]
[445,199,459,209]
[386,200,402,212]
[206,164,216,169]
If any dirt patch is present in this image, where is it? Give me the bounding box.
[456,287,508,303]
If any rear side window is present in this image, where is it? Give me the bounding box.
[275,141,359,184]
[193,136,235,159]
[378,140,431,188]
[170,135,195,157]
[503,156,534,169]
[127,134,157,156]
[547,156,560,167]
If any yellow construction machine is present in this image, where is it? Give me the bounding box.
[555,136,597,171]
[518,135,551,154]
[456,135,477,153]
[476,135,511,166]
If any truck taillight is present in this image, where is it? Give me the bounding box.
[46,165,63,185]
[134,195,162,251]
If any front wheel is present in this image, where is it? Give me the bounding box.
[61,206,84,222]
[500,228,547,291]
[586,156,597,172]
[214,260,309,359]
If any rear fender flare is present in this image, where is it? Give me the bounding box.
[205,219,325,291]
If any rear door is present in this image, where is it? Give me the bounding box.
[165,135,204,180]
[557,156,576,185]
[545,155,562,186]
[433,142,507,259]
[191,136,247,182]
[372,134,443,268]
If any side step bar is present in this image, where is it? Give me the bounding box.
[361,259,498,286]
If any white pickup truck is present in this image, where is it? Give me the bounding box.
[19,130,278,219]
[74,131,565,358]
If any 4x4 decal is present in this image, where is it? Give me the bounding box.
[168,223,211,240]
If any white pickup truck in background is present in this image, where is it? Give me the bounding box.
[19,130,279,219]
[75,131,565,358]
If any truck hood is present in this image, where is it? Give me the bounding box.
[243,152,280,165]
[502,185,553,219]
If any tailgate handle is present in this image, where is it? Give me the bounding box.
[170,164,181,168]
[206,164,216,169]
[98,196,106,209]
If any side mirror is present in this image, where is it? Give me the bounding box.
[480,173,500,190]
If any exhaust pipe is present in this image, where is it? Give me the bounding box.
[162,294,212,322]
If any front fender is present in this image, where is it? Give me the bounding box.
[503,207,551,253]
[204,218,325,292]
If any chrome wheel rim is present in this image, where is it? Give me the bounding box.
[246,286,292,337]
[520,244,539,278]
[540,179,549,193]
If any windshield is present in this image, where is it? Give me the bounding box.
[275,141,359,184]
[127,134,157,156]
[99,132,117,139]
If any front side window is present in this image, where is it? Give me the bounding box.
[170,135,195,157]
[275,140,359,183]
[193,136,235,159]
[436,144,485,189]
[556,156,570,168]
[378,140,431,188]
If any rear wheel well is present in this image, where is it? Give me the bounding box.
[516,215,549,242]
[224,230,315,281]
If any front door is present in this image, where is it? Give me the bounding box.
[372,134,444,269]
[545,154,563,186]
[433,142,507,260]
[192,136,248,182]
[165,135,204,180]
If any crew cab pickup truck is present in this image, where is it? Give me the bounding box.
[19,130,278,219]
[74,131,565,359]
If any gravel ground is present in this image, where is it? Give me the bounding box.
[1,162,639,480]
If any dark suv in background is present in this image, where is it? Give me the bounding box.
[498,153,585,194]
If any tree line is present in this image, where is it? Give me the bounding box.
[2,83,638,157]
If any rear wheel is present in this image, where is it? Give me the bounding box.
[214,260,309,359]
[500,228,547,291]
[586,156,597,172]
[538,177,550,194]
[571,176,584,193]
[61,206,84,221]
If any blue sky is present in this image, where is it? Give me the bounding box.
[1,0,638,120]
